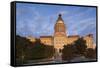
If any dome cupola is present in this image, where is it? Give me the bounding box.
[54,14,66,36]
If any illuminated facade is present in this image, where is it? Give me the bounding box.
[27,14,95,52]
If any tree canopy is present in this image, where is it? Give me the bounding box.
[16,35,55,64]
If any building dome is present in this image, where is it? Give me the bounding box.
[54,14,66,36]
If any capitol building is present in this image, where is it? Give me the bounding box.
[27,14,95,53]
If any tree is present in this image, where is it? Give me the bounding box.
[74,37,87,55]
[16,35,55,64]
[62,44,75,61]
[16,35,33,64]
[84,48,96,59]
[30,39,55,60]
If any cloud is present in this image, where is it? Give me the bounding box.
[16,3,96,42]
[16,4,55,37]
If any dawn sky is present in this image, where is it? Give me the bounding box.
[16,3,97,42]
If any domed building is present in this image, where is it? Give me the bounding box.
[54,14,66,36]
[28,14,95,53]
[54,14,67,51]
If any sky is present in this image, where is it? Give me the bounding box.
[16,3,97,42]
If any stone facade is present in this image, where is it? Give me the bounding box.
[27,14,95,52]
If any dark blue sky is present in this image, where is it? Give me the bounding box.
[16,3,96,42]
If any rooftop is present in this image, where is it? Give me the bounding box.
[68,35,80,38]
[40,36,53,38]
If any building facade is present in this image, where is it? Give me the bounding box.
[27,14,95,52]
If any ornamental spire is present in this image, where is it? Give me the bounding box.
[56,14,64,22]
